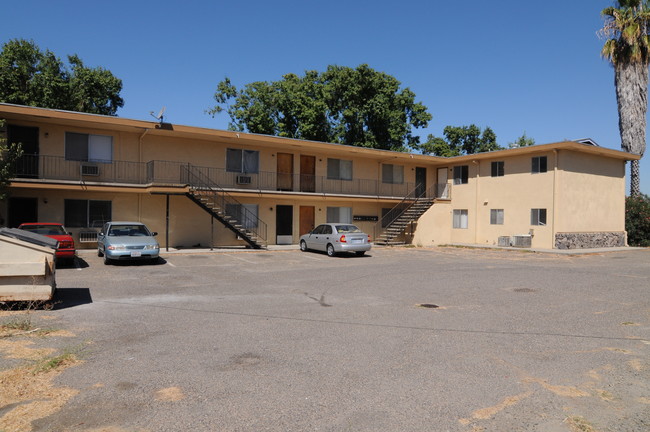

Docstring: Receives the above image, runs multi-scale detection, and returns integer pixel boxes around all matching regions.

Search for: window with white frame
[226,203,259,229]
[453,209,468,229]
[326,207,352,223]
[532,156,547,174]
[64,199,111,228]
[490,209,504,225]
[453,165,469,184]
[226,149,259,173]
[65,132,113,162]
[531,208,547,226]
[491,161,504,177]
[382,164,404,184]
[327,158,353,180]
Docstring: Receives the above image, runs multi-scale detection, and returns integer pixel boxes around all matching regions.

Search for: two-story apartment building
[0,104,640,250]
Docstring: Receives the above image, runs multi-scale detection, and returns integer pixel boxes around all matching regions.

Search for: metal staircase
[373,184,446,246]
[183,165,267,249]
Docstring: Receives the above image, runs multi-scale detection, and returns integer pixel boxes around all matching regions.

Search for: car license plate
[130,251,142,257]
[352,239,362,243]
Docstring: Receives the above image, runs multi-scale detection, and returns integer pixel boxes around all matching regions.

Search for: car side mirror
[99,232,104,236]
[152,232,158,236]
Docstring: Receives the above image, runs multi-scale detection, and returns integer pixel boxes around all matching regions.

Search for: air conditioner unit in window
[236,175,252,185]
[81,163,100,176]
[512,235,532,248]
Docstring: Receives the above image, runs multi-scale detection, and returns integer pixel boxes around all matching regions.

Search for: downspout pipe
[552,150,558,249]
[472,160,479,244]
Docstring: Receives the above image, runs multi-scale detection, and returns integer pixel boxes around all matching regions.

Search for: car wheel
[326,244,336,257]
[300,240,308,252]
[97,248,103,257]
[103,254,111,265]
[355,251,366,257]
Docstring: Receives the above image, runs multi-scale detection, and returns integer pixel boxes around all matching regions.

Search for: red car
[18,223,76,264]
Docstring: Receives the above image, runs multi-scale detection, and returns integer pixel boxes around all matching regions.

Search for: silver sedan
[98,221,160,264]
[300,223,371,257]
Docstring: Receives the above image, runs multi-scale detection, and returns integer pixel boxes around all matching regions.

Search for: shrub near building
[626,194,650,246]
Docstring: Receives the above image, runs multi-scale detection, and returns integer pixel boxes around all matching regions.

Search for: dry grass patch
[565,416,599,432]
[0,350,81,432]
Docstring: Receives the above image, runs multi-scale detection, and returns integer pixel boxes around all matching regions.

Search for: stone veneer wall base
[555,232,626,249]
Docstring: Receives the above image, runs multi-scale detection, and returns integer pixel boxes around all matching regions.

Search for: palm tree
[600,0,650,196]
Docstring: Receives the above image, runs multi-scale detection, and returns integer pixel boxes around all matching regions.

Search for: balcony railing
[13,154,449,199]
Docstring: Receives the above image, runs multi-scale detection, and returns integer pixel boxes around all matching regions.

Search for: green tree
[600,1,650,196]
[509,132,536,148]
[420,125,502,156]
[0,120,23,201]
[0,39,124,115]
[208,64,432,151]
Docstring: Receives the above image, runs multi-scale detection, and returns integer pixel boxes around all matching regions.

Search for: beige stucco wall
[555,151,626,233]
[10,117,439,191]
[5,186,400,247]
[414,152,557,249]
[2,110,632,249]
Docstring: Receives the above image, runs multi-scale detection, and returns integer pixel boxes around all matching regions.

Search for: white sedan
[300,223,372,257]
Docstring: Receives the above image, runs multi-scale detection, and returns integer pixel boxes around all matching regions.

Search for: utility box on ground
[0,228,57,302]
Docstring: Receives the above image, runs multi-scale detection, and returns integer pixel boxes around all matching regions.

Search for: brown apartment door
[277,153,293,191]
[300,155,316,192]
[415,167,426,197]
[299,206,315,236]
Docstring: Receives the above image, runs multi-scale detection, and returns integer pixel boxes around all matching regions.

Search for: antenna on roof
[150,106,166,124]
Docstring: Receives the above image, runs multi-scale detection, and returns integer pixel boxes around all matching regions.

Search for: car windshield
[108,225,150,237]
[20,225,66,235]
[335,225,362,233]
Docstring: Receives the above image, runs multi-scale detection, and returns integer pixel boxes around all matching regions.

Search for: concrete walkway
[443,243,645,255]
[76,243,645,256]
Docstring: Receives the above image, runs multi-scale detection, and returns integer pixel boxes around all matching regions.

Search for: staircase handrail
[372,183,424,240]
[372,183,445,241]
[183,164,267,245]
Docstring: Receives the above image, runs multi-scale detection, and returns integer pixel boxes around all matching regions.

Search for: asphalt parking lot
[4,246,650,431]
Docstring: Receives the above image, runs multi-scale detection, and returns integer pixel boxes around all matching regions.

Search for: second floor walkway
[13,155,451,200]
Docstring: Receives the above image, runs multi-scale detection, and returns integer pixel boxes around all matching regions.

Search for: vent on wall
[236,175,252,185]
[81,163,100,176]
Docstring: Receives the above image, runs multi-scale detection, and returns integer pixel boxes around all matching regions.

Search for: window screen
[65,132,112,162]
[453,166,468,185]
[326,207,352,223]
[491,161,504,177]
[227,149,259,173]
[453,209,468,229]
[531,208,547,226]
[532,156,547,173]
[382,164,404,184]
[65,133,89,161]
[64,199,111,227]
[490,209,504,225]
[88,135,113,162]
[327,159,353,180]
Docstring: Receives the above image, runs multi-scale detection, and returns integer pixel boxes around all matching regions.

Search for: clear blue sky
[2,0,647,194]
